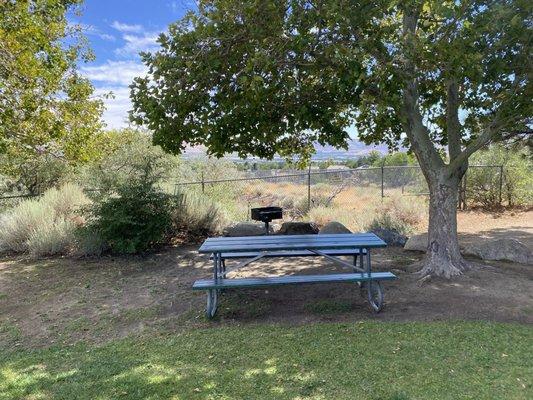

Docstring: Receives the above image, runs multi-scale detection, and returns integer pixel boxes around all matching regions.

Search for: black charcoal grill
[251,206,283,235]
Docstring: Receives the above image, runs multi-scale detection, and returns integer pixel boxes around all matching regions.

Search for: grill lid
[251,206,283,222]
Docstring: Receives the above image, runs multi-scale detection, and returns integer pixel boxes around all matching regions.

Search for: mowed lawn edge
[1,321,531,400]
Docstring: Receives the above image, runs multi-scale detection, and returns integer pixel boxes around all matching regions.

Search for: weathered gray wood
[193,272,397,290]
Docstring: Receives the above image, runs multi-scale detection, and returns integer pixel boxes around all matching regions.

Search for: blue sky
[74,1,196,128]
[73,1,371,149]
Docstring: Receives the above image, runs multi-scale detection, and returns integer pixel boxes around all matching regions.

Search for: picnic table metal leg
[206,252,220,319]
[365,250,384,313]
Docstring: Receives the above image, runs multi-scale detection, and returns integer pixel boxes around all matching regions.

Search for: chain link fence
[170,165,509,225]
[0,165,513,219]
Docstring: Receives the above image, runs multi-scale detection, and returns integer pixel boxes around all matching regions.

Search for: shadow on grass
[1,322,531,400]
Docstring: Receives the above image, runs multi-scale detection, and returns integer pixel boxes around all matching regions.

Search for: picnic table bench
[193,233,397,318]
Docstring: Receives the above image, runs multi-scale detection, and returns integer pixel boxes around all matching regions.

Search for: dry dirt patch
[1,243,531,350]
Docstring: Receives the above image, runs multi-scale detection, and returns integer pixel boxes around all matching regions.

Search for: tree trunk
[419,170,469,278]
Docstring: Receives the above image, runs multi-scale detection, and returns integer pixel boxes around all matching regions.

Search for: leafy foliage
[131,1,531,159]
[78,130,179,195]
[0,0,104,188]
[0,153,71,195]
[87,181,174,254]
[468,144,532,207]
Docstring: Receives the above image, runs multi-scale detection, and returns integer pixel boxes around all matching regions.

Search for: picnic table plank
[193,272,397,290]
[199,233,386,253]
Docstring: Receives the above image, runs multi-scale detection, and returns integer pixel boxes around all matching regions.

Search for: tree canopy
[131,0,532,164]
[0,0,104,167]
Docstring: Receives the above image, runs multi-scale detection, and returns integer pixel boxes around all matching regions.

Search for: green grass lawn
[1,321,531,400]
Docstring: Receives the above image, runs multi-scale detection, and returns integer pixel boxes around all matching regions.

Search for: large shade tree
[131,0,532,277]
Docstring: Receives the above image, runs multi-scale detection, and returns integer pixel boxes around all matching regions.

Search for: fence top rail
[173,164,503,186]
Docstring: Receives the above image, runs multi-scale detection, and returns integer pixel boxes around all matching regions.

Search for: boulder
[319,221,352,234]
[371,227,408,247]
[471,238,532,265]
[223,222,271,237]
[404,233,427,251]
[278,221,319,235]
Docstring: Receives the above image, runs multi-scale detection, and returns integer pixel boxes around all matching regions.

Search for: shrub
[74,227,108,257]
[367,212,414,236]
[78,132,179,195]
[308,205,372,232]
[0,184,88,256]
[367,195,426,235]
[172,189,225,239]
[86,181,174,254]
[27,218,77,257]
[468,145,532,207]
[0,199,53,252]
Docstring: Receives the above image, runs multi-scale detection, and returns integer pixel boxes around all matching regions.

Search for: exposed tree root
[416,255,471,280]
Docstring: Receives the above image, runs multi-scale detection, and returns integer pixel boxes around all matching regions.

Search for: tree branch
[400,6,445,175]
[448,74,527,173]
[447,122,498,173]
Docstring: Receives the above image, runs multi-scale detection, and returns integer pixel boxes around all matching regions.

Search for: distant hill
[182,140,389,160]
[311,140,388,160]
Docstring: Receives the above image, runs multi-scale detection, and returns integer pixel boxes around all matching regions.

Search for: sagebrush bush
[0,199,53,252]
[0,184,88,256]
[308,205,372,232]
[74,227,108,257]
[367,212,413,236]
[367,195,426,235]
[172,189,225,238]
[27,218,76,257]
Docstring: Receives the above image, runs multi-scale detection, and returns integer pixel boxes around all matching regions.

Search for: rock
[319,221,352,234]
[371,227,408,247]
[277,221,319,235]
[270,223,281,234]
[223,222,271,237]
[471,238,532,264]
[404,233,427,251]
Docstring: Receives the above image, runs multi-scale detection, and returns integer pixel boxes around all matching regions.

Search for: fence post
[201,171,205,193]
[499,165,504,206]
[307,164,311,211]
[380,164,384,202]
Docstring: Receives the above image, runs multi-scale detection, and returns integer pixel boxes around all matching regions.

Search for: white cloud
[111,21,144,33]
[84,60,148,128]
[74,22,116,41]
[115,33,160,56]
[80,60,147,86]
[109,21,162,56]
[94,86,134,129]
[99,33,116,41]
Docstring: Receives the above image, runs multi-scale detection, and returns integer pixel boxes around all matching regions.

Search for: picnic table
[193,233,397,318]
